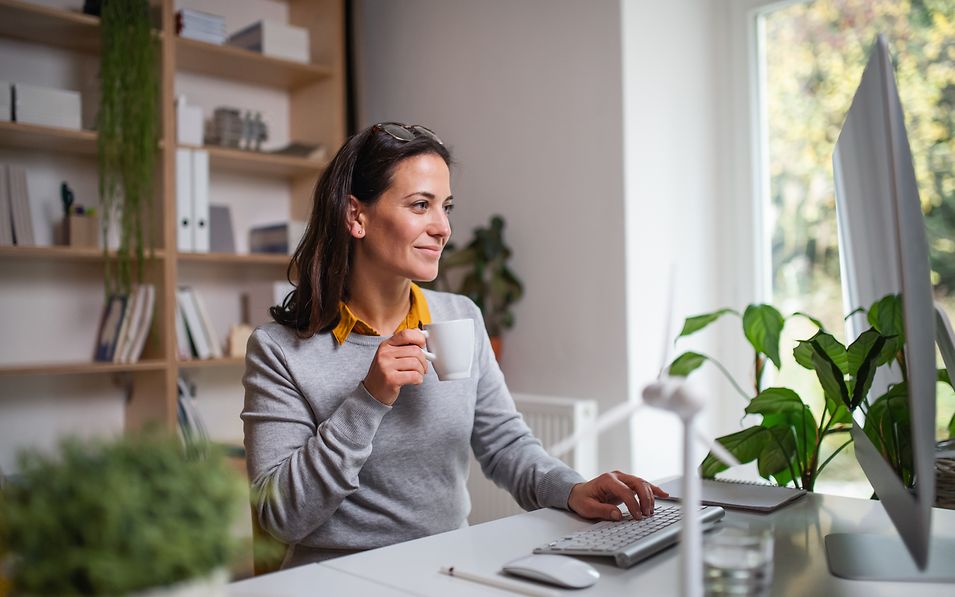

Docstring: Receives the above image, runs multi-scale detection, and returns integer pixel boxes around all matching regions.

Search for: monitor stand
[826,533,955,582]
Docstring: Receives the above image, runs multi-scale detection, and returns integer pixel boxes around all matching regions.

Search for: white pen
[439,565,560,597]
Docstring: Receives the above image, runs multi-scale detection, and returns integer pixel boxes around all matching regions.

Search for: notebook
[658,477,807,513]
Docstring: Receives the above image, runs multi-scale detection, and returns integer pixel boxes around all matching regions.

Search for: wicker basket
[937,457,955,510]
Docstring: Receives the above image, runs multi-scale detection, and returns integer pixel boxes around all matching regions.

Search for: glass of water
[703,526,774,596]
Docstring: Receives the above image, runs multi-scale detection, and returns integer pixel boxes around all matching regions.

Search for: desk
[229,492,955,596]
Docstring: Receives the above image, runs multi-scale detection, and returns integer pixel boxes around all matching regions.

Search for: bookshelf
[0,0,346,435]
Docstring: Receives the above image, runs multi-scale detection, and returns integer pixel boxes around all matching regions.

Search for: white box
[228,21,310,64]
[14,83,81,130]
[176,97,203,146]
[0,81,10,122]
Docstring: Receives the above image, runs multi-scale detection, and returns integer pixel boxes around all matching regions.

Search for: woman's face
[353,153,453,283]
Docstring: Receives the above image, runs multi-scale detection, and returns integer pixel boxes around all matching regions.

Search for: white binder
[176,148,193,252]
[191,149,210,253]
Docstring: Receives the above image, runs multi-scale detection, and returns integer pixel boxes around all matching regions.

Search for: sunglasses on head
[373,122,444,146]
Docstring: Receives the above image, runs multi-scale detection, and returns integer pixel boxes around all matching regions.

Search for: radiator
[467,393,598,524]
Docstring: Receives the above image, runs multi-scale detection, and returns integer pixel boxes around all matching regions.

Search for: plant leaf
[864,382,914,486]
[699,426,767,478]
[678,309,737,339]
[867,293,905,342]
[668,352,707,377]
[746,388,817,481]
[790,311,825,329]
[743,304,786,369]
[745,387,805,418]
[811,343,851,410]
[756,426,798,480]
[949,412,955,440]
[848,329,887,409]
[793,331,848,373]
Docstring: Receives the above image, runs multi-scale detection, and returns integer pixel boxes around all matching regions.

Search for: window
[758,0,955,496]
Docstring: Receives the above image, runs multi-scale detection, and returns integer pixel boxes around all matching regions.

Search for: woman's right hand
[362,329,429,405]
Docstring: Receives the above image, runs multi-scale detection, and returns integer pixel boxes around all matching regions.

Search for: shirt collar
[332,283,432,345]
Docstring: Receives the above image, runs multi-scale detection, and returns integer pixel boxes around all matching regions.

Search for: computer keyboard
[533,502,725,568]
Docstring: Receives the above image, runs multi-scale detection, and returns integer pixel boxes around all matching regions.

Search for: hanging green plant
[98,0,159,295]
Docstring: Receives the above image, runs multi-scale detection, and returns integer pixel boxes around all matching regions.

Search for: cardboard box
[228,21,310,64]
[14,83,81,130]
[68,214,98,248]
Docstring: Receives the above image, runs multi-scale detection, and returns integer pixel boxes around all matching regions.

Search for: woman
[242,122,667,568]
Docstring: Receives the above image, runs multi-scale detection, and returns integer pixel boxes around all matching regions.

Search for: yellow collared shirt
[332,283,432,345]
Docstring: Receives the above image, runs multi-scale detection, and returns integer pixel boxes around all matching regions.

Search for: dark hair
[270,124,452,337]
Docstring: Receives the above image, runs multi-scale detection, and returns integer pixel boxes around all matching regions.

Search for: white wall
[356,0,632,472]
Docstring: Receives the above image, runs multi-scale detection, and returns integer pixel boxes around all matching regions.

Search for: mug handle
[419,329,437,361]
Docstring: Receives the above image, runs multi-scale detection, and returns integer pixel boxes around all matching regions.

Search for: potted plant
[98,0,159,295]
[429,215,524,359]
[0,433,244,596]
[668,294,954,491]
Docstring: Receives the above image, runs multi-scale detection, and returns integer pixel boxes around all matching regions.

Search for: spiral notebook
[658,477,807,513]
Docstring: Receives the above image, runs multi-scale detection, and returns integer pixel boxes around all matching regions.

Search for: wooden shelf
[176,37,333,90]
[0,245,166,262]
[0,120,98,155]
[0,0,100,54]
[178,357,245,369]
[0,359,167,377]
[177,251,290,266]
[177,143,327,178]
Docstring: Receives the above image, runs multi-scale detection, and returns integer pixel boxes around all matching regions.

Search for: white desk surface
[227,562,417,596]
[233,492,955,596]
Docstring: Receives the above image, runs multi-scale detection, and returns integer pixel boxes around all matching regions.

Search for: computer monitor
[828,34,955,581]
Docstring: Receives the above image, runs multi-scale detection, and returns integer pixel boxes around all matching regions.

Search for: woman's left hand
[567,471,669,521]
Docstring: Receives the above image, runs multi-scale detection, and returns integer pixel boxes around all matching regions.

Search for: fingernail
[611,510,621,521]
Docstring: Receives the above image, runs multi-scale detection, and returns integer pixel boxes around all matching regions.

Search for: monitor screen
[832,35,936,569]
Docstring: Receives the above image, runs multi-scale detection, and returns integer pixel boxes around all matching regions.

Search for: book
[112,283,143,363]
[658,477,806,513]
[125,284,155,363]
[93,294,127,362]
[174,301,192,360]
[7,164,34,245]
[191,288,223,358]
[227,20,310,64]
[0,165,12,245]
[177,287,212,359]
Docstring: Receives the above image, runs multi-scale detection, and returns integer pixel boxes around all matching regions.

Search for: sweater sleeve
[467,304,586,511]
[241,328,391,544]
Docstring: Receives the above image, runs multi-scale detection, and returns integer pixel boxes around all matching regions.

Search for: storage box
[14,83,82,130]
[67,214,98,248]
[243,281,295,327]
[227,21,310,64]
[0,81,10,122]
[249,220,306,254]
[176,96,204,145]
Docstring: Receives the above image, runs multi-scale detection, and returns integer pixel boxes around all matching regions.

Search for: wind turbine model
[547,274,738,597]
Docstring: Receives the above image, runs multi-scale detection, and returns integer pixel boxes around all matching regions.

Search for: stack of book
[175,286,222,360]
[177,376,208,447]
[92,284,157,363]
[175,8,226,45]
[0,163,35,246]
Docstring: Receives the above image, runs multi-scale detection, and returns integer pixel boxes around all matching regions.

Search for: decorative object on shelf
[98,0,160,295]
[175,95,204,145]
[429,215,523,359]
[206,107,268,151]
[0,432,243,596]
[175,8,226,45]
[227,20,310,64]
[669,294,955,491]
[82,0,102,17]
[210,205,236,253]
[62,180,99,248]
[249,221,306,255]
[227,323,254,357]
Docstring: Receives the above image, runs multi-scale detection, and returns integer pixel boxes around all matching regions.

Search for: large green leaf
[699,427,767,478]
[825,396,853,424]
[867,294,904,342]
[949,412,955,440]
[876,336,900,367]
[756,426,798,480]
[793,331,848,373]
[746,388,816,481]
[678,309,737,339]
[864,382,914,486]
[743,304,786,369]
[811,344,850,410]
[848,329,887,409]
[745,387,805,419]
[668,352,707,377]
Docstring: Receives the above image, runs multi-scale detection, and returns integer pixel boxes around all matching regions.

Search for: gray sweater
[242,289,585,566]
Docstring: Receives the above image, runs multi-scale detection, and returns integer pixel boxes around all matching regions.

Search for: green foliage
[0,433,244,595]
[98,0,159,295]
[672,295,909,491]
[428,215,524,336]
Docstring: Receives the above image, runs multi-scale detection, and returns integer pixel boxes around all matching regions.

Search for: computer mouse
[502,554,600,589]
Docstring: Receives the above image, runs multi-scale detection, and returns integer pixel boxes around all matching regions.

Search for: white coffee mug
[420,319,474,381]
